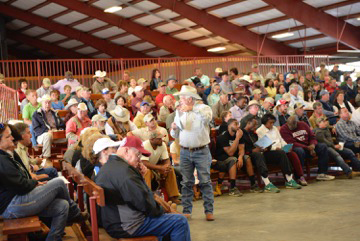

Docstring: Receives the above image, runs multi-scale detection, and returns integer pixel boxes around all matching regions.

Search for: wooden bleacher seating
[2,216,43,241]
[62,162,158,241]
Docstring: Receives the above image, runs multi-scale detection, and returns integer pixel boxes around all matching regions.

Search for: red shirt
[17,89,26,102]
[326,86,338,95]
[155,94,175,106]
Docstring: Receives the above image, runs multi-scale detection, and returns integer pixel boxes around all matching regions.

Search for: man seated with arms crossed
[129,114,169,144]
[280,116,335,181]
[336,108,360,155]
[142,131,180,204]
[32,95,66,161]
[95,136,190,240]
[15,123,58,181]
[0,123,87,241]
[66,103,92,146]
[215,119,260,197]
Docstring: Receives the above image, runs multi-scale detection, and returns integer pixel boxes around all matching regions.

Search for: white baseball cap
[93,138,122,155]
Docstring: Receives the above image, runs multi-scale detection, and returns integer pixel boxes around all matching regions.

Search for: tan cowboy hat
[93,70,106,78]
[240,75,252,83]
[246,100,261,111]
[65,98,79,110]
[173,85,201,100]
[110,106,130,122]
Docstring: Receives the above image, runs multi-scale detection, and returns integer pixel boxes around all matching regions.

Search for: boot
[213,183,222,197]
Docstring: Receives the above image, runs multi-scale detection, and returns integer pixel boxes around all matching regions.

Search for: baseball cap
[251,63,258,68]
[196,82,205,88]
[143,113,155,123]
[76,86,83,92]
[140,101,150,107]
[159,82,167,87]
[42,78,51,87]
[290,69,298,74]
[137,78,147,84]
[215,67,223,73]
[41,94,51,103]
[78,103,88,111]
[134,86,143,92]
[93,138,122,155]
[121,136,151,157]
[320,90,329,96]
[82,87,91,93]
[91,114,107,122]
[276,99,289,107]
[293,102,305,110]
[264,97,274,106]
[253,89,262,95]
[101,88,110,95]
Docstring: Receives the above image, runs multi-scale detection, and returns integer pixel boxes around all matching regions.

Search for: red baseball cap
[122,136,151,157]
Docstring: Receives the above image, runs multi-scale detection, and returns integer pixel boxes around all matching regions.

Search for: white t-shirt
[141,140,169,165]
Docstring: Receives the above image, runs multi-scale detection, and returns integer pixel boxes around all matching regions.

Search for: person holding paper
[280,116,335,181]
[314,117,360,178]
[257,114,307,186]
[215,119,261,196]
[241,116,301,193]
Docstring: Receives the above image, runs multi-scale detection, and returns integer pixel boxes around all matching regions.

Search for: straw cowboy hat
[173,85,201,100]
[110,106,130,122]
[240,75,252,83]
[65,99,79,110]
[93,70,106,78]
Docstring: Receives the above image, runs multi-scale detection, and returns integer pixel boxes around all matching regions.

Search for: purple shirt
[52,78,81,94]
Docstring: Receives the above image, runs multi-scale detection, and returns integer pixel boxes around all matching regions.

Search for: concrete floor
[188,177,360,241]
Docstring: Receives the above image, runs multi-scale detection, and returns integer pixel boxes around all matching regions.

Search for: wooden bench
[62,162,158,241]
[2,216,43,241]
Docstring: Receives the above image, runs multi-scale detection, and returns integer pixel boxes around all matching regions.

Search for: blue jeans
[180,146,214,214]
[344,140,360,154]
[36,167,59,181]
[30,124,37,146]
[133,214,190,241]
[293,143,329,174]
[2,178,81,241]
[328,147,360,175]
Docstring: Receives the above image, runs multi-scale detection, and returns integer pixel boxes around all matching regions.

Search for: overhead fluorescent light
[357,17,360,20]
[272,32,294,39]
[104,6,122,13]
[207,47,226,52]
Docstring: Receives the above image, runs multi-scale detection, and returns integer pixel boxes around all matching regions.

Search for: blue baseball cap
[101,88,110,94]
[140,101,150,106]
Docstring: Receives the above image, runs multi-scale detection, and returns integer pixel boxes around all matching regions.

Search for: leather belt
[180,145,207,152]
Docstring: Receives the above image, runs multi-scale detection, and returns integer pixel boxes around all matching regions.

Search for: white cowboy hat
[110,106,130,122]
[65,98,79,110]
[173,85,201,100]
[240,75,252,83]
[93,70,106,78]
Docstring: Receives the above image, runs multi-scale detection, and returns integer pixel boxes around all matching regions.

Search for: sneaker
[229,187,243,197]
[250,184,263,193]
[285,179,302,189]
[316,174,335,181]
[298,176,308,186]
[264,183,280,193]
[66,212,89,226]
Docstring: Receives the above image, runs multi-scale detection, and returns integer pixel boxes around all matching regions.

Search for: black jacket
[32,108,65,139]
[0,150,37,214]
[95,155,163,238]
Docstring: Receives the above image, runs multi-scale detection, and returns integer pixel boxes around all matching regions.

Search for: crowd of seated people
[0,63,360,240]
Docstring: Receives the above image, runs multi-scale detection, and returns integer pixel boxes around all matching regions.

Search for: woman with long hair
[275,84,286,102]
[265,79,276,98]
[207,83,221,107]
[150,68,162,91]
[304,90,316,110]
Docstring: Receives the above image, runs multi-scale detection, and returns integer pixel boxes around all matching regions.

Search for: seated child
[51,89,65,110]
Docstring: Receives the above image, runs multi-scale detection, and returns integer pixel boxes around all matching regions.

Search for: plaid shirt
[335,119,360,142]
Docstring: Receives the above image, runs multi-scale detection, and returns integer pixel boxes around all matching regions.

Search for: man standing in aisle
[170,85,214,221]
